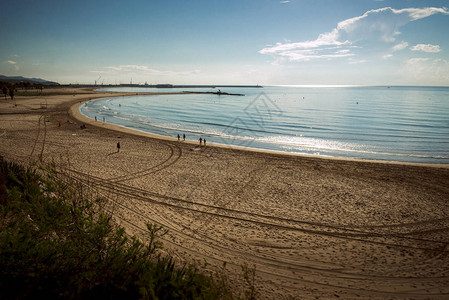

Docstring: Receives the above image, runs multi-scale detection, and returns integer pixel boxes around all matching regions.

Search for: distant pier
[182,91,245,96]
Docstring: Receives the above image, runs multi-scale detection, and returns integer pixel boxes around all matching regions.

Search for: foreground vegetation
[0,161,244,299]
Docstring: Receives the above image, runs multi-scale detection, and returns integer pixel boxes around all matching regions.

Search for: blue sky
[1,0,449,85]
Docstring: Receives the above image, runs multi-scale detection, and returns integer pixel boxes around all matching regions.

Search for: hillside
[0,75,59,85]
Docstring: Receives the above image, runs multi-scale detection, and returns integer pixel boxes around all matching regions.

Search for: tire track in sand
[65,170,449,298]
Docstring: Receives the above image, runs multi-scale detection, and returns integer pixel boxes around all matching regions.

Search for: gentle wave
[80,86,449,164]
[111,114,449,161]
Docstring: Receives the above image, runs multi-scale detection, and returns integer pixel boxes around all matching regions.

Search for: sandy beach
[1,87,449,299]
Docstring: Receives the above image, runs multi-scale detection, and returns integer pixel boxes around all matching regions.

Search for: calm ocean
[80,86,449,164]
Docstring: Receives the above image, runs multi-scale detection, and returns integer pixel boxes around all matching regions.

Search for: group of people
[94,116,105,122]
[177,134,186,141]
[116,133,209,154]
[177,133,206,146]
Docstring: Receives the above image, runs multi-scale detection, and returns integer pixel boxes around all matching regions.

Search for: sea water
[80,86,449,164]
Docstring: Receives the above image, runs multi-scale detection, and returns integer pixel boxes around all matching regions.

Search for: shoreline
[72,95,449,169]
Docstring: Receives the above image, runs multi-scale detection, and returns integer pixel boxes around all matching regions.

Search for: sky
[1,0,449,86]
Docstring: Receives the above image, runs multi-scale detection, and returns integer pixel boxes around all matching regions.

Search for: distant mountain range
[0,75,59,85]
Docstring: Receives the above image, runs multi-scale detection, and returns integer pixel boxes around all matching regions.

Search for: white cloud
[399,7,449,21]
[7,60,19,71]
[280,1,290,3]
[392,41,408,51]
[407,57,429,63]
[402,58,449,84]
[382,54,393,59]
[411,44,441,53]
[260,29,345,55]
[348,59,368,64]
[259,6,448,62]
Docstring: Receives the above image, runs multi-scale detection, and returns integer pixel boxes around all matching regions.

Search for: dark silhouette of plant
[36,84,43,94]
[23,81,31,90]
[0,161,240,299]
[8,88,14,101]
[1,86,7,100]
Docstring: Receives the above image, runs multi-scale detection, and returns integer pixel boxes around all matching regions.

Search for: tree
[2,86,7,100]
[9,88,15,101]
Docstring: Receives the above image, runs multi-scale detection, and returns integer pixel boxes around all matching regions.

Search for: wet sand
[1,87,449,299]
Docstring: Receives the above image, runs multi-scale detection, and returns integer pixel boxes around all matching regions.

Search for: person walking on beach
[95,116,97,121]
[204,138,206,146]
[183,134,185,141]
[199,137,202,145]
[177,134,180,141]
[117,142,120,152]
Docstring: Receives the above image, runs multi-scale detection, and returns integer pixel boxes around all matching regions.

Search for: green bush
[0,161,235,299]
